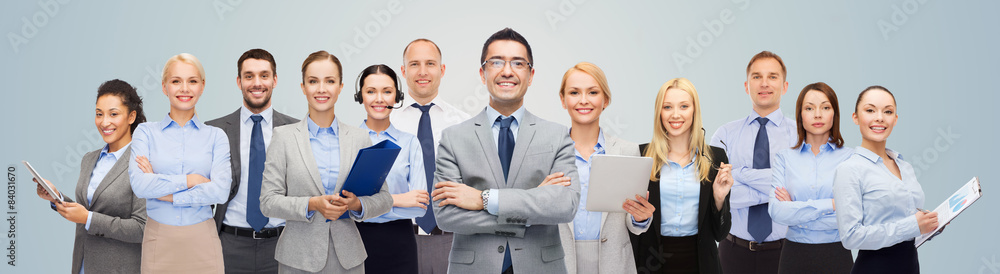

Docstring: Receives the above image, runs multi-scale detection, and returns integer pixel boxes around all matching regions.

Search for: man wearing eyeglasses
[430,28,580,274]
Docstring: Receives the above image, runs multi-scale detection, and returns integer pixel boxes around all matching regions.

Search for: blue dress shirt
[769,142,853,244]
[710,109,796,242]
[304,116,363,219]
[483,106,525,215]
[658,159,701,237]
[359,121,428,223]
[833,147,924,250]
[223,106,286,229]
[129,114,231,226]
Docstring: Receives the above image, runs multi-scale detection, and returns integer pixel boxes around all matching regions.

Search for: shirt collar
[101,141,132,160]
[569,128,607,159]
[159,113,203,130]
[854,146,904,164]
[307,115,339,137]
[486,105,525,125]
[798,141,836,154]
[747,108,787,127]
[240,105,273,125]
[359,120,401,142]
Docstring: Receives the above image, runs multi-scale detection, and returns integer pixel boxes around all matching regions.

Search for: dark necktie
[497,116,515,182]
[246,114,269,232]
[496,116,515,273]
[413,103,438,233]
[748,117,771,242]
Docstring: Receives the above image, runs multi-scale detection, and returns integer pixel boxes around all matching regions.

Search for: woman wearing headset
[353,64,428,273]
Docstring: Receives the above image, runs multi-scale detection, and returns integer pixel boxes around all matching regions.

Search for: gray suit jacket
[69,147,146,274]
[433,109,581,274]
[206,108,298,231]
[557,135,649,274]
[259,118,392,272]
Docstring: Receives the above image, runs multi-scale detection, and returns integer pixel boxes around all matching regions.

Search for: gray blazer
[69,147,146,274]
[259,118,392,272]
[557,135,649,274]
[433,109,581,274]
[206,108,298,231]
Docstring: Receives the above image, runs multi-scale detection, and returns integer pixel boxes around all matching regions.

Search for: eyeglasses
[482,59,532,71]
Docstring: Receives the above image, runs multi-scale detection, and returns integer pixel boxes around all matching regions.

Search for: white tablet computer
[23,161,62,202]
[585,155,654,213]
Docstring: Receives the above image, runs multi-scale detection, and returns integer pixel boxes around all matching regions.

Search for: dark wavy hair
[96,79,146,133]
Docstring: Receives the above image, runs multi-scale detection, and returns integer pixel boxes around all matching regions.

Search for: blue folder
[335,139,402,220]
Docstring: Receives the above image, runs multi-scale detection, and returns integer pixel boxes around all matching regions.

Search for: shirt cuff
[632,215,652,229]
[349,199,366,219]
[85,211,93,231]
[486,189,499,215]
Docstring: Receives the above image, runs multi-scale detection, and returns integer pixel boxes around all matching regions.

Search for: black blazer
[630,145,731,274]
[206,108,298,231]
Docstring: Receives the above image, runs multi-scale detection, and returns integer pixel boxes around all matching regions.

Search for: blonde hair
[161,53,206,83]
[558,62,611,105]
[644,78,713,182]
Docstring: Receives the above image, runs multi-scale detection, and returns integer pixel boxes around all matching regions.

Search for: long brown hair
[793,82,844,149]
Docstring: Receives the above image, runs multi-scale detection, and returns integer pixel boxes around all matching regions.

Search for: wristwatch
[481,190,489,211]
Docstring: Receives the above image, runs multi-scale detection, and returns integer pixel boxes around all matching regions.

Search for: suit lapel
[335,120,358,193]
[76,151,100,208]
[225,111,241,188]
[293,120,326,194]
[473,111,507,189]
[90,148,131,207]
[507,112,537,186]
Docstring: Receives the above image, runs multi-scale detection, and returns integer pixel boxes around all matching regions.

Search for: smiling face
[560,70,607,126]
[480,40,534,107]
[801,89,835,139]
[238,58,275,113]
[660,87,695,139]
[162,62,205,112]
[361,73,397,121]
[300,60,343,114]
[402,41,445,101]
[853,89,897,145]
[95,94,136,150]
[745,57,788,115]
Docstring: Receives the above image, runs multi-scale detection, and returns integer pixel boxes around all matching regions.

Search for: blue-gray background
[3,1,997,273]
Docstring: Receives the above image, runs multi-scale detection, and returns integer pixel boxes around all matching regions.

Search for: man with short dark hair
[431,28,579,274]
[207,48,298,274]
[711,51,796,274]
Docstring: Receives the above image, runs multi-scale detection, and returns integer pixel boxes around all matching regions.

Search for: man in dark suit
[206,48,298,274]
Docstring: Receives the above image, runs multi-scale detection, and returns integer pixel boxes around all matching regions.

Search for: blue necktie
[497,116,515,182]
[748,117,771,242]
[246,114,269,232]
[496,116,515,273]
[413,103,438,233]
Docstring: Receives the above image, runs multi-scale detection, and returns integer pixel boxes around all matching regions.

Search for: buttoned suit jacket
[68,147,146,274]
[432,109,581,274]
[259,119,392,272]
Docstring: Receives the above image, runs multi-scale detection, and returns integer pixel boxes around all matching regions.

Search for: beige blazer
[557,135,649,274]
[259,119,392,272]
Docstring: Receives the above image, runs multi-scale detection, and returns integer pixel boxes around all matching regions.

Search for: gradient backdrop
[3,1,997,273]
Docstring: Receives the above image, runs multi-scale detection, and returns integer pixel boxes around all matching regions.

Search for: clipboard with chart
[915,177,983,248]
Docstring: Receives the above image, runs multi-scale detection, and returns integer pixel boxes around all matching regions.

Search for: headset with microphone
[354,64,404,109]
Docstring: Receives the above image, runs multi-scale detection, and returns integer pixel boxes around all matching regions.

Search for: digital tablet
[23,161,62,202]
[585,155,654,212]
